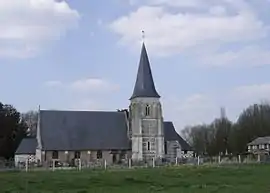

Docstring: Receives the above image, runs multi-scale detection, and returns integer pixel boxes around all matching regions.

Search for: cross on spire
[142,30,145,42]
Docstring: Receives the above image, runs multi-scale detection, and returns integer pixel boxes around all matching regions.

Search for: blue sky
[1,0,270,131]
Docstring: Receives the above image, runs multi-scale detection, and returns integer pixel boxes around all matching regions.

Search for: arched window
[97,150,103,159]
[145,105,150,116]
[164,142,167,154]
[74,151,81,159]
[147,141,150,151]
[52,151,58,159]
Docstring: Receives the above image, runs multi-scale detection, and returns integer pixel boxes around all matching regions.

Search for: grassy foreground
[1,164,270,193]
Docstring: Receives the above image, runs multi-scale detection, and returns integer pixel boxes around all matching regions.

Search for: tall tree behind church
[21,110,38,137]
[183,103,270,155]
[232,103,270,153]
[0,102,28,159]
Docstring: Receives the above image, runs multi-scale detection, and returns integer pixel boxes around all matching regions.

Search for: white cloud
[110,0,270,66]
[0,0,79,58]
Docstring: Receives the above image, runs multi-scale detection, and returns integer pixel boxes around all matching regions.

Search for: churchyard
[1,164,270,193]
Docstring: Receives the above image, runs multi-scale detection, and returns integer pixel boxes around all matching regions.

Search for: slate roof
[39,110,131,151]
[15,138,37,154]
[248,136,270,146]
[164,122,192,151]
[130,43,160,100]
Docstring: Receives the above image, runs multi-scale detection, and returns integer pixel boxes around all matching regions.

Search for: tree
[186,124,213,156]
[211,117,233,155]
[21,110,38,137]
[181,126,192,145]
[0,102,28,159]
[234,103,270,153]
[182,102,270,156]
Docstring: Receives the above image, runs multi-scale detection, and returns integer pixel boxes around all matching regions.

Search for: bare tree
[181,126,192,145]
[21,110,38,137]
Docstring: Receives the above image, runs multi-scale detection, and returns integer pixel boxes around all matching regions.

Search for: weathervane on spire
[142,30,145,42]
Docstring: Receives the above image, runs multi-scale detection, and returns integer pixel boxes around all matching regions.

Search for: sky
[1,0,270,132]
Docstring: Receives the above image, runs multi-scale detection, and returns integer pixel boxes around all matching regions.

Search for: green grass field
[1,164,270,193]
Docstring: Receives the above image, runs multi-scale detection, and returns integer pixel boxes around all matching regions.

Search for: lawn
[1,164,270,193]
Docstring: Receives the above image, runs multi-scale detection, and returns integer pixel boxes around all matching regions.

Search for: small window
[75,151,81,159]
[147,141,150,151]
[52,151,58,159]
[97,150,102,159]
[145,105,150,116]
[164,142,167,154]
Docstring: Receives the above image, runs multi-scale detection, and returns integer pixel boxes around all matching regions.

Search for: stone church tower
[129,42,165,161]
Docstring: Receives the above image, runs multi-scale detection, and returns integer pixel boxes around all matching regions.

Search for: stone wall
[41,150,131,165]
[165,140,180,162]
[165,141,194,162]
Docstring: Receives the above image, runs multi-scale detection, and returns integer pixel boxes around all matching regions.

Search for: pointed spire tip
[141,30,145,42]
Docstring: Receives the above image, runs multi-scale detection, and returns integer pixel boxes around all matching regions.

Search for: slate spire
[130,42,160,100]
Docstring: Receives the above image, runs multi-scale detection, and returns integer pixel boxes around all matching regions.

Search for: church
[15,42,192,165]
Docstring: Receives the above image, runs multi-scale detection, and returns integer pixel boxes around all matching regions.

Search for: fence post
[175,157,178,166]
[25,159,28,172]
[79,159,82,171]
[152,157,155,168]
[104,159,107,170]
[52,160,55,172]
[257,154,260,162]
[238,155,241,163]
[197,156,200,166]
[128,159,131,169]
[218,155,221,164]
